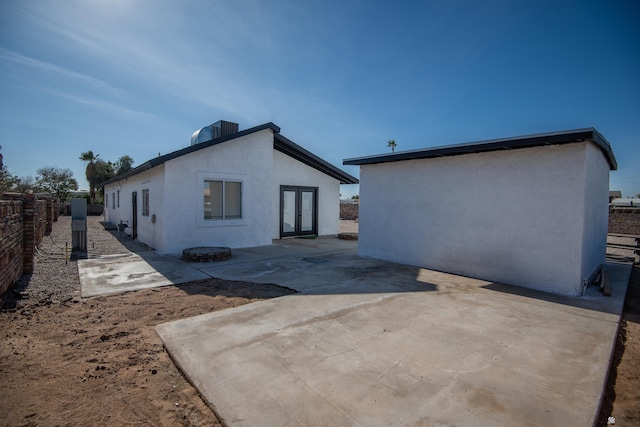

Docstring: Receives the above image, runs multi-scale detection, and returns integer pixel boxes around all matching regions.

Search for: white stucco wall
[104,165,166,250]
[272,150,341,239]
[104,128,344,253]
[580,142,610,283]
[160,129,275,254]
[358,141,609,296]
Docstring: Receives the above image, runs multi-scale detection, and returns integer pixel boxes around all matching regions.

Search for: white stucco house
[344,128,617,297]
[100,121,358,254]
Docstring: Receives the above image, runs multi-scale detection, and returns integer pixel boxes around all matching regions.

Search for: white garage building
[101,121,358,254]
[344,128,617,296]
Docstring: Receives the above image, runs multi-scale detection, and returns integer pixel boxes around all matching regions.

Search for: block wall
[609,208,640,235]
[0,193,58,300]
[340,203,359,220]
[0,199,24,298]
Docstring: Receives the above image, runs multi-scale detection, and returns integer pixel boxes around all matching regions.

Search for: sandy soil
[0,280,294,426]
[0,216,637,426]
[0,215,294,426]
[0,280,290,426]
[598,264,640,426]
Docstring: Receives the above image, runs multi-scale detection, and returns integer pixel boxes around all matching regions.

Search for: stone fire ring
[182,246,232,262]
[338,233,358,240]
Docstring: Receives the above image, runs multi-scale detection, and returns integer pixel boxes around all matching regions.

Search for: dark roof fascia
[98,122,281,188]
[274,133,359,184]
[343,128,617,170]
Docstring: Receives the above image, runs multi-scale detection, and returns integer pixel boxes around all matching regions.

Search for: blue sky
[1,0,638,198]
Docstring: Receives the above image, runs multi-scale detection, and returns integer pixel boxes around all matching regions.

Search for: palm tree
[79,150,100,204]
[387,139,397,153]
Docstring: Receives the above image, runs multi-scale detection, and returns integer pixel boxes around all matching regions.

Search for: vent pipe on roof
[191,120,239,146]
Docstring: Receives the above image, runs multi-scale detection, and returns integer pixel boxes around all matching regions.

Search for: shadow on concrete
[164,277,297,300]
[80,227,630,318]
[191,247,440,296]
[481,261,630,316]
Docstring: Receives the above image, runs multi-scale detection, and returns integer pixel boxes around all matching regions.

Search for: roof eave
[99,122,281,188]
[343,128,617,170]
[274,134,359,184]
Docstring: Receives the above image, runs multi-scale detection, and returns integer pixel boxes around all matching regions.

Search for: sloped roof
[100,122,358,187]
[343,128,617,170]
[274,134,358,184]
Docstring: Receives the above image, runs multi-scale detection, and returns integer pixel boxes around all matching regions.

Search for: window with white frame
[142,189,149,216]
[112,193,115,209]
[117,190,120,207]
[105,192,108,207]
[204,180,241,220]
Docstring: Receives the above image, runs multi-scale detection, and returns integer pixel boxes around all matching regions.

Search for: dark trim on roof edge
[343,128,617,170]
[98,123,281,187]
[99,122,358,188]
[274,134,359,184]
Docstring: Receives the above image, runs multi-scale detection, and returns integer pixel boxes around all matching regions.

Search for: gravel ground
[3,217,357,309]
[3,215,150,309]
[0,215,293,426]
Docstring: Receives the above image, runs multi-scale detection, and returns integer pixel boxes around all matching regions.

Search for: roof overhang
[98,121,358,188]
[98,123,281,188]
[343,128,617,170]
[274,134,359,184]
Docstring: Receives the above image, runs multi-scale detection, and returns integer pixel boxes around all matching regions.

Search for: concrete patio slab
[157,237,632,427]
[78,252,210,297]
[189,238,431,295]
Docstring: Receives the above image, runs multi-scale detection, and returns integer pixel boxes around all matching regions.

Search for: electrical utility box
[71,198,87,251]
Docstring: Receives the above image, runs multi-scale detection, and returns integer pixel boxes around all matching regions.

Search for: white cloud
[0,48,124,96]
[5,0,379,145]
[9,1,279,120]
[47,90,161,122]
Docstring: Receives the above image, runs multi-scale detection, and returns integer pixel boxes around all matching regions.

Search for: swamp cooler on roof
[190,120,239,146]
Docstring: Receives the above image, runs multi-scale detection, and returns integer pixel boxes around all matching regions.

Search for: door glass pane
[225,181,241,219]
[301,191,314,232]
[282,190,296,233]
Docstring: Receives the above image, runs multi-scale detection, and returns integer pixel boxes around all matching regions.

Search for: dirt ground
[0,215,295,426]
[0,216,638,426]
[0,280,294,426]
[597,264,640,427]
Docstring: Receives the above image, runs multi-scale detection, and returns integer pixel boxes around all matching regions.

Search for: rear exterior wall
[358,141,607,296]
[104,165,166,251]
[580,142,611,283]
[272,150,340,239]
[162,129,275,253]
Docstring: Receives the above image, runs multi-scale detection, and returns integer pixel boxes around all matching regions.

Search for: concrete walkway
[155,238,632,427]
[78,252,210,297]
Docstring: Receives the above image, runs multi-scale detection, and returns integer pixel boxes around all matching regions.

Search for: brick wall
[0,199,24,297]
[609,208,640,235]
[0,193,58,299]
[340,202,359,220]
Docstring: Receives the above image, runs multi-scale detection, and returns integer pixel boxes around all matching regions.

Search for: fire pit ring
[182,246,232,262]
